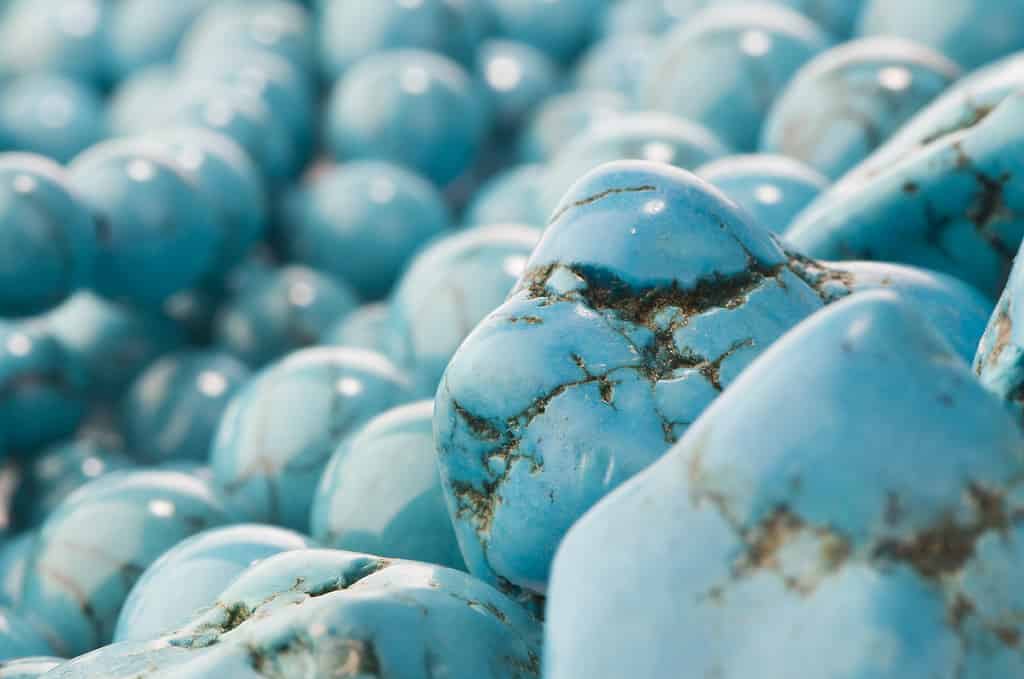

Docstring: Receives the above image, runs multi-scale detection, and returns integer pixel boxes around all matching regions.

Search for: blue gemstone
[483,0,605,62]
[463,163,547,227]
[518,88,629,164]
[0,656,64,678]
[325,302,396,358]
[0,76,106,164]
[476,39,562,130]
[574,33,657,99]
[106,0,211,80]
[0,608,53,663]
[975,239,1024,414]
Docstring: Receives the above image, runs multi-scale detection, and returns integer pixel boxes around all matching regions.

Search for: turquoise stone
[0,75,106,163]
[311,401,466,570]
[540,112,730,214]
[0,154,97,317]
[121,351,251,464]
[215,265,359,368]
[326,49,491,186]
[639,3,830,150]
[709,0,864,38]
[786,89,1024,298]
[463,164,547,227]
[476,39,562,130]
[483,0,603,62]
[545,292,1024,679]
[0,657,64,679]
[434,161,825,596]
[0,609,53,662]
[18,470,229,656]
[41,549,540,679]
[574,34,657,99]
[113,523,314,644]
[858,0,1024,70]
[106,0,211,79]
[0,532,35,607]
[325,303,396,358]
[761,37,960,179]
[210,347,413,531]
[598,0,702,37]
[390,224,541,397]
[67,140,221,306]
[106,66,177,137]
[697,153,828,234]
[517,88,628,163]
[975,239,1024,415]
[282,161,451,300]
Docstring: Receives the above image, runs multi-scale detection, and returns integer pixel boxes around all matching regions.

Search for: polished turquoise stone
[211,347,413,531]
[0,532,35,607]
[106,0,211,79]
[476,39,562,130]
[483,0,603,62]
[545,292,1024,679]
[598,0,702,37]
[105,65,177,137]
[0,657,64,679]
[311,401,465,570]
[518,88,628,163]
[574,33,657,98]
[0,75,106,163]
[18,470,229,656]
[0,608,53,662]
[463,164,547,227]
[709,0,864,38]
[325,303,396,358]
[975,239,1024,416]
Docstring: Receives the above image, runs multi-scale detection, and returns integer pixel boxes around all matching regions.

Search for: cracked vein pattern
[546,292,1024,679]
[210,347,413,531]
[17,470,229,657]
[975,236,1024,416]
[42,550,542,679]
[434,162,825,599]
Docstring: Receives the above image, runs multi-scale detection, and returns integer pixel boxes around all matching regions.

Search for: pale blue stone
[975,238,1024,415]
[107,0,212,79]
[0,657,64,678]
[574,34,657,99]
[0,75,106,163]
[0,532,35,608]
[598,0,703,37]
[483,0,603,62]
[105,66,177,137]
[325,303,396,358]
[477,39,562,129]
[463,164,547,227]
[710,0,864,38]
[518,89,628,163]
[0,609,53,662]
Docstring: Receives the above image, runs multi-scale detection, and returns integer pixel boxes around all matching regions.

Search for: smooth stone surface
[121,351,251,464]
[483,0,602,62]
[18,470,229,656]
[598,0,703,37]
[786,89,1024,299]
[0,609,53,662]
[105,66,177,137]
[325,302,396,358]
[211,347,413,531]
[42,550,541,679]
[0,75,106,163]
[476,39,562,130]
[762,37,960,179]
[0,657,64,679]
[710,0,863,38]
[574,33,657,99]
[312,401,465,570]
[390,224,541,397]
[518,88,629,163]
[113,524,314,644]
[215,265,359,368]
[975,238,1024,416]
[697,154,828,233]
[107,0,211,79]
[463,164,547,227]
[0,532,35,608]
[326,49,490,187]
[0,154,97,316]
[435,161,824,597]
[640,3,830,151]
[545,292,1024,679]
[540,111,730,214]
[282,161,451,300]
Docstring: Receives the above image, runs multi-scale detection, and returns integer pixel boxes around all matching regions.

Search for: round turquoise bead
[113,523,314,644]
[574,33,657,98]
[475,39,562,130]
[598,0,702,36]
[67,140,221,306]
[0,609,53,662]
[325,302,396,358]
[107,0,212,79]
[709,0,864,39]
[975,238,1024,414]
[105,65,177,137]
[0,75,106,163]
[463,163,547,227]
[0,154,97,316]
[326,49,491,186]
[640,3,830,150]
[518,88,629,163]
[210,347,413,530]
[311,400,465,570]
[0,532,34,608]
[215,265,360,368]
[390,223,541,397]
[0,657,64,678]
[121,351,251,465]
[697,153,828,234]
[282,161,451,300]
[18,470,229,656]
[483,0,603,62]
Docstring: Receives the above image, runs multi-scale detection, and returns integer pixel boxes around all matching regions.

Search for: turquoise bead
[215,266,360,368]
[975,240,1024,415]
[762,37,960,179]
[476,39,562,130]
[121,351,251,464]
[598,0,703,37]
[517,88,629,163]
[709,0,864,38]
[18,470,229,656]
[545,292,1024,679]
[282,161,451,300]
[483,0,603,62]
[113,523,314,644]
[0,657,64,678]
[43,549,540,679]
[311,401,466,570]
[0,76,106,163]
[540,111,730,214]
[434,161,824,597]
[0,154,96,316]
[211,347,413,530]
[67,140,221,306]
[0,609,53,662]
[326,49,491,186]
[107,0,211,79]
[0,532,34,607]
[574,34,658,99]
[325,302,396,358]
[463,164,547,227]
[640,3,830,150]
[697,153,828,234]
[390,224,541,397]
[105,65,177,137]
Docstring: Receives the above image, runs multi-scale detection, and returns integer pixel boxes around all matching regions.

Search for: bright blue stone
[483,0,603,62]
[639,3,830,150]
[574,33,657,99]
[434,161,825,597]
[476,39,562,130]
[697,153,828,233]
[215,266,360,368]
[390,224,541,397]
[326,49,491,186]
[0,609,53,662]
[761,37,960,179]
[107,0,211,79]
[311,400,466,570]
[67,140,221,306]
[282,161,451,300]
[0,154,96,316]
[0,657,64,678]
[211,347,413,531]
[0,75,106,163]
[463,163,547,227]
[325,302,396,358]
[113,523,314,644]
[545,291,1024,679]
[517,88,629,163]
[121,351,251,464]
[18,470,229,656]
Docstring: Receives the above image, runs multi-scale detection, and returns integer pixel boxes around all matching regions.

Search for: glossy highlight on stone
[0,657,64,679]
